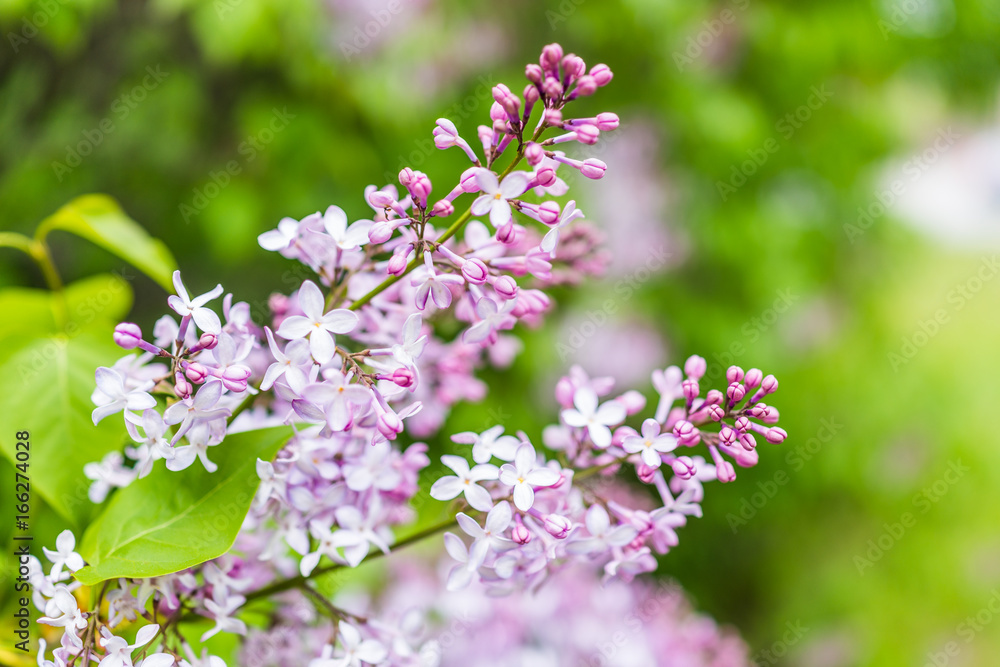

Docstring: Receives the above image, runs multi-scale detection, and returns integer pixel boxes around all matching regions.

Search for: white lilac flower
[275,280,358,364]
[560,386,626,448]
[497,443,561,512]
[429,455,498,512]
[41,530,84,580]
[470,169,531,228]
[451,425,520,464]
[167,271,224,335]
[91,367,156,426]
[621,418,678,468]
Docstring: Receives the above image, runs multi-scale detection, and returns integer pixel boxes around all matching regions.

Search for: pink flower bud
[707,404,725,422]
[460,167,481,193]
[534,166,557,187]
[512,522,531,545]
[762,407,780,425]
[493,275,518,300]
[637,463,657,484]
[716,460,736,482]
[222,365,252,392]
[574,124,600,145]
[523,84,539,107]
[198,333,218,350]
[377,412,403,440]
[431,199,453,217]
[369,221,394,244]
[391,368,415,389]
[594,112,620,131]
[684,355,707,380]
[572,75,598,97]
[540,43,563,72]
[492,84,520,117]
[744,368,763,390]
[185,363,209,384]
[113,322,143,349]
[719,425,737,446]
[387,251,410,276]
[671,456,697,480]
[174,377,192,399]
[461,258,489,285]
[398,167,414,187]
[544,108,563,125]
[726,382,745,403]
[704,389,724,405]
[673,420,700,446]
[590,63,613,86]
[543,514,572,539]
[748,403,768,418]
[561,54,586,79]
[580,158,607,179]
[268,293,289,316]
[761,374,778,394]
[542,78,563,101]
[618,390,647,415]
[765,427,787,444]
[726,365,745,384]
[733,448,758,468]
[496,220,516,245]
[525,63,544,84]
[369,190,394,208]
[537,200,561,225]
[738,432,756,451]
[734,416,750,433]
[524,142,545,166]
[682,379,700,401]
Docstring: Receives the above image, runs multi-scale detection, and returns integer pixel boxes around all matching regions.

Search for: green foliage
[75,425,292,585]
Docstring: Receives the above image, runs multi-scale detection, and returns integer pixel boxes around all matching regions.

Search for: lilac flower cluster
[430,360,785,592]
[42,43,789,666]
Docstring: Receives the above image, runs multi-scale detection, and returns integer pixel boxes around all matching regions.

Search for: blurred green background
[2,0,1000,664]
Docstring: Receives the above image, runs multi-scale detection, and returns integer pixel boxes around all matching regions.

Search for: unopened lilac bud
[524,142,545,166]
[429,200,452,219]
[671,456,697,480]
[186,363,209,384]
[726,366,745,384]
[708,404,725,421]
[590,63,613,86]
[492,118,507,134]
[387,251,409,276]
[743,368,763,391]
[705,389,724,405]
[493,275,518,300]
[542,78,563,101]
[618,390,647,415]
[409,172,432,205]
[733,448,758,468]
[572,75,598,97]
[726,382,745,403]
[492,84,520,117]
[377,412,403,440]
[574,124,600,145]
[268,293,289,316]
[369,190,394,208]
[561,54,586,79]
[761,374,778,394]
[536,200,561,225]
[719,425,737,446]
[398,167,414,188]
[580,158,606,179]
[369,221,394,244]
[594,112,619,131]
[540,43,563,72]
[684,355,707,380]
[765,427,787,444]
[734,416,750,433]
[496,220,516,245]
[544,108,563,125]
[637,463,657,484]
[523,84,539,107]
[174,377,192,400]
[682,379,700,401]
[461,258,488,285]
[738,432,756,451]
[525,63,544,84]
[512,522,531,545]
[391,367,416,389]
[543,514,572,539]
[113,322,143,349]
[222,365,252,392]
[673,420,700,446]
[534,165,557,187]
[198,333,218,350]
[460,167,481,193]
[763,407,780,425]
[748,403,768,418]
[716,460,736,482]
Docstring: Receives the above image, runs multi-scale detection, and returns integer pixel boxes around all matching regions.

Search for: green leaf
[0,273,133,339]
[74,426,293,585]
[36,194,177,290]
[0,327,132,527]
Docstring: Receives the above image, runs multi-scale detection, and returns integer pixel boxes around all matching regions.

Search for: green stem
[346,125,547,312]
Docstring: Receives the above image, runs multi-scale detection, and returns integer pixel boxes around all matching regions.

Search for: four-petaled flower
[309,624,387,667]
[167,271,224,335]
[462,296,517,344]
[430,455,498,512]
[622,418,678,468]
[42,530,84,580]
[470,169,531,228]
[322,204,372,252]
[498,443,561,511]
[566,505,637,555]
[91,367,156,426]
[260,327,312,393]
[276,280,358,364]
[451,425,520,464]
[561,386,626,448]
[96,624,159,667]
[540,199,584,255]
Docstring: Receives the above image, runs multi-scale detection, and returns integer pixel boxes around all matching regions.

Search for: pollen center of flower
[494,192,502,200]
